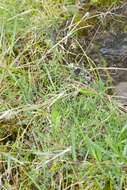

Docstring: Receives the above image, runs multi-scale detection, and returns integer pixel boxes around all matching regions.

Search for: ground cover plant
[0,0,127,189]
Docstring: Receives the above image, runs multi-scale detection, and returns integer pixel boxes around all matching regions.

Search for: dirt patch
[78,2,127,103]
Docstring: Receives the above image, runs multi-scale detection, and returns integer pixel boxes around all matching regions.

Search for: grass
[0,0,127,189]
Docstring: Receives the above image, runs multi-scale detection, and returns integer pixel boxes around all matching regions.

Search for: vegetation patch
[0,0,127,189]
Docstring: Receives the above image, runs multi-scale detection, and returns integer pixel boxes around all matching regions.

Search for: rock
[114,82,127,104]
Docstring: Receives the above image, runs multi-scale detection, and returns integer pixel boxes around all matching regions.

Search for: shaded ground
[64,2,127,104]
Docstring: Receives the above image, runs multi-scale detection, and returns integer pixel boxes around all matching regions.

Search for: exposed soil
[77,2,127,104]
